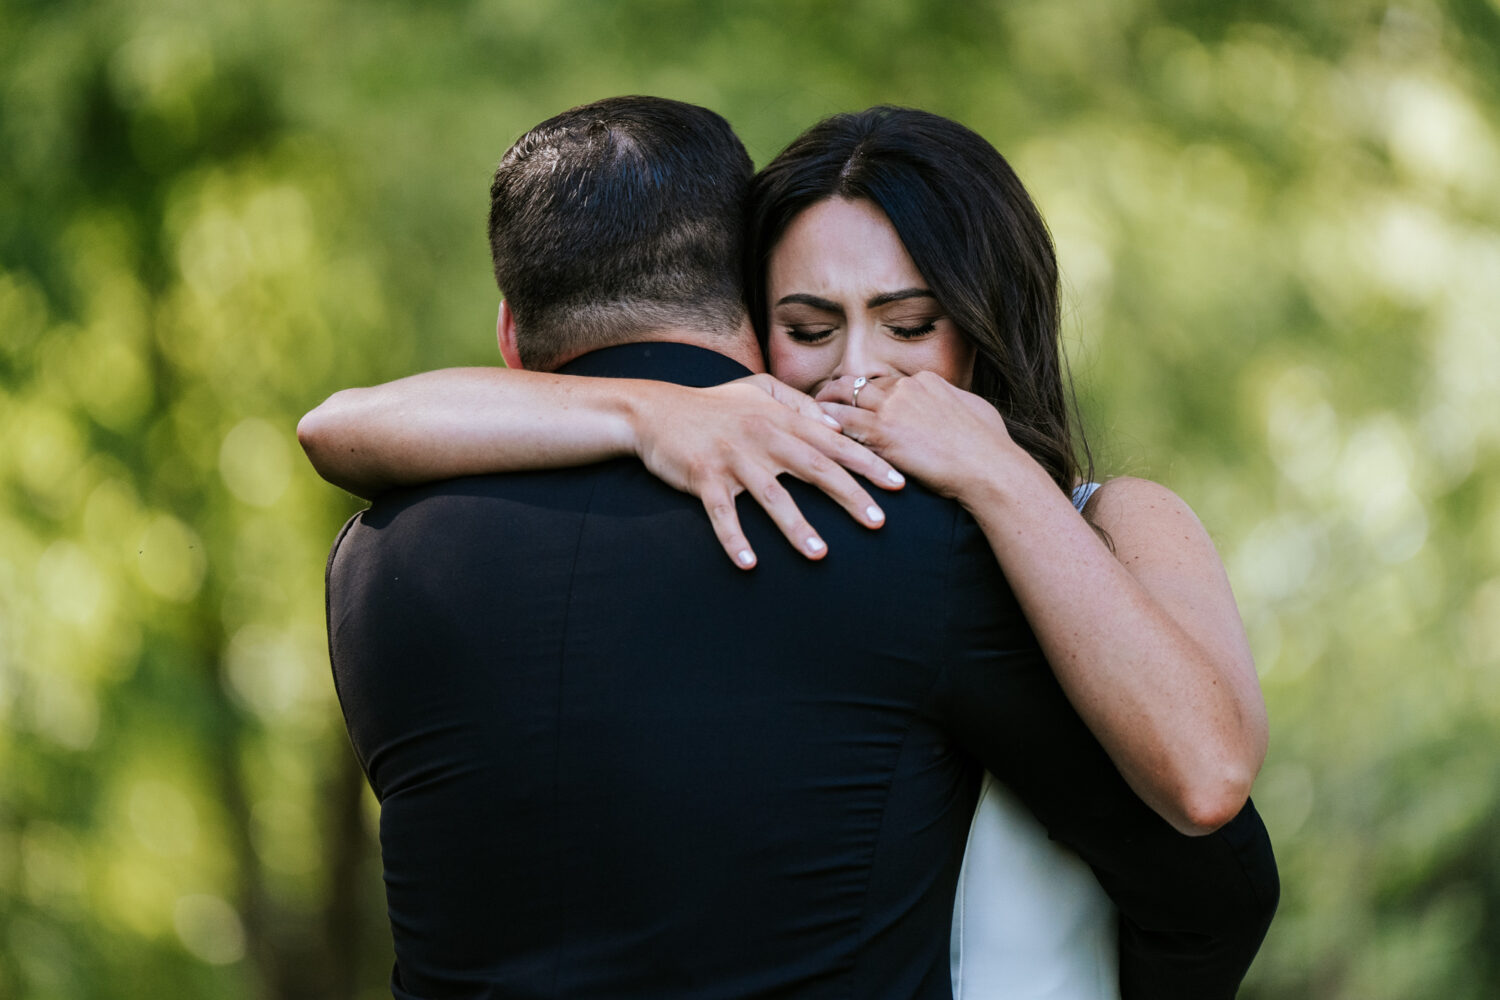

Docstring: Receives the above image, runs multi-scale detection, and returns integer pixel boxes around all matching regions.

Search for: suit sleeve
[930,519,1278,1000]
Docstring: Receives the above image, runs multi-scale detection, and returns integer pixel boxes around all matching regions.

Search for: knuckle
[804,453,836,476]
[759,478,789,503]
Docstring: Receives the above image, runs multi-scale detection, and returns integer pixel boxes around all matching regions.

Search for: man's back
[326,344,1034,998]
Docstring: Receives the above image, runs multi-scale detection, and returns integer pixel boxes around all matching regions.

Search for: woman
[301,107,1268,997]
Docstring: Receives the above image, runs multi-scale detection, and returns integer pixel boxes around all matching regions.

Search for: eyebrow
[867,288,936,308]
[775,288,937,311]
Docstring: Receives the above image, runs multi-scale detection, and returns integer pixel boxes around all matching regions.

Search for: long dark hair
[746,106,1092,495]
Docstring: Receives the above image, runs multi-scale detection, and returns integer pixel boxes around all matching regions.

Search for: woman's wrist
[950,437,1051,512]
[618,379,691,463]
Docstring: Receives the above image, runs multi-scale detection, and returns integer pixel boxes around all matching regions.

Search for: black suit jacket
[326,342,1276,999]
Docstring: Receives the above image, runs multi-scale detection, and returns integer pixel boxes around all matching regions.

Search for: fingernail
[737,550,755,567]
[866,505,884,523]
[887,469,906,485]
[822,414,841,428]
[806,537,826,554]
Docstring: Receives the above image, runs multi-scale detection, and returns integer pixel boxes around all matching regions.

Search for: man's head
[489,96,755,371]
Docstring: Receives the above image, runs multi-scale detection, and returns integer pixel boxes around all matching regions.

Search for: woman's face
[765,197,976,396]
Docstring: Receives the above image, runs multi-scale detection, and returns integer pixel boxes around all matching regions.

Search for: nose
[830,327,885,383]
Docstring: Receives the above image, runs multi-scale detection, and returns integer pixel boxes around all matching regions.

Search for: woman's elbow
[297,388,356,452]
[297,404,339,471]
[1176,697,1270,835]
[1173,763,1258,836]
[296,405,327,459]
[297,393,374,495]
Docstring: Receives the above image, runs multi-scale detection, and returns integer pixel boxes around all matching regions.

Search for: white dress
[949,483,1120,1000]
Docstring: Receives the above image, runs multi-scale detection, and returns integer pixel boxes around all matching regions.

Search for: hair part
[489,96,754,370]
[746,106,1095,495]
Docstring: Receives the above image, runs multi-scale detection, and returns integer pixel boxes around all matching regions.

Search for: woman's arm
[297,367,906,567]
[820,372,1268,837]
[298,368,640,496]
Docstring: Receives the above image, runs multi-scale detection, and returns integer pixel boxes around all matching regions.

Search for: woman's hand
[631,376,906,569]
[815,372,1027,500]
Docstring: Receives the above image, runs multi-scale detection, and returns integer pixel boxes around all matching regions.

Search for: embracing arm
[929,467,1278,998]
[299,367,639,497]
[823,372,1267,836]
[974,471,1267,835]
[298,367,905,566]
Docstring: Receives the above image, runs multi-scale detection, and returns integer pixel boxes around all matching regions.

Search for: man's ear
[496,300,524,370]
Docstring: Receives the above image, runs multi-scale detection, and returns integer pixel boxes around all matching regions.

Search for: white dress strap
[1071,482,1101,512]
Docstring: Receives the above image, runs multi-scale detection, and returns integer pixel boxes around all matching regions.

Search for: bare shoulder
[1084,476,1222,569]
[1085,476,1200,522]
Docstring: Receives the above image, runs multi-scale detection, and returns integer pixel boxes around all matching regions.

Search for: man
[317,96,1276,998]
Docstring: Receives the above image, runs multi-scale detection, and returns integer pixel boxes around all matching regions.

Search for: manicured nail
[866,505,884,523]
[737,549,755,567]
[806,537,826,554]
[822,414,841,429]
[887,469,906,485]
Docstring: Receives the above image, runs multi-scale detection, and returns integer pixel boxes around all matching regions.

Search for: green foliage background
[3,0,1498,996]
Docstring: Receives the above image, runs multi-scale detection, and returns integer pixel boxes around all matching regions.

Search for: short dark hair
[746,106,1090,494]
[488,96,754,370]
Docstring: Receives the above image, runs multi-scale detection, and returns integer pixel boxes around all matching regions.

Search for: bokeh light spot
[1264,366,1341,491]
[219,417,292,507]
[225,623,314,721]
[173,893,246,965]
[36,540,108,627]
[30,674,99,751]
[137,515,208,601]
[129,779,199,858]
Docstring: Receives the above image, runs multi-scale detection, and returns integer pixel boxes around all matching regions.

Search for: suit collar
[555,342,754,388]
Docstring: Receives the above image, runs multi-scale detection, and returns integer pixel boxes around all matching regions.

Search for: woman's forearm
[962,463,1268,837]
[297,367,645,497]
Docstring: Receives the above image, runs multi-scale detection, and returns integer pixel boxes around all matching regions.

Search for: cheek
[767,339,830,393]
[945,338,978,391]
[926,332,976,390]
[887,334,976,388]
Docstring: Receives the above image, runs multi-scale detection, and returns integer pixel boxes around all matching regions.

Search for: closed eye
[887,320,938,339]
[785,325,835,344]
